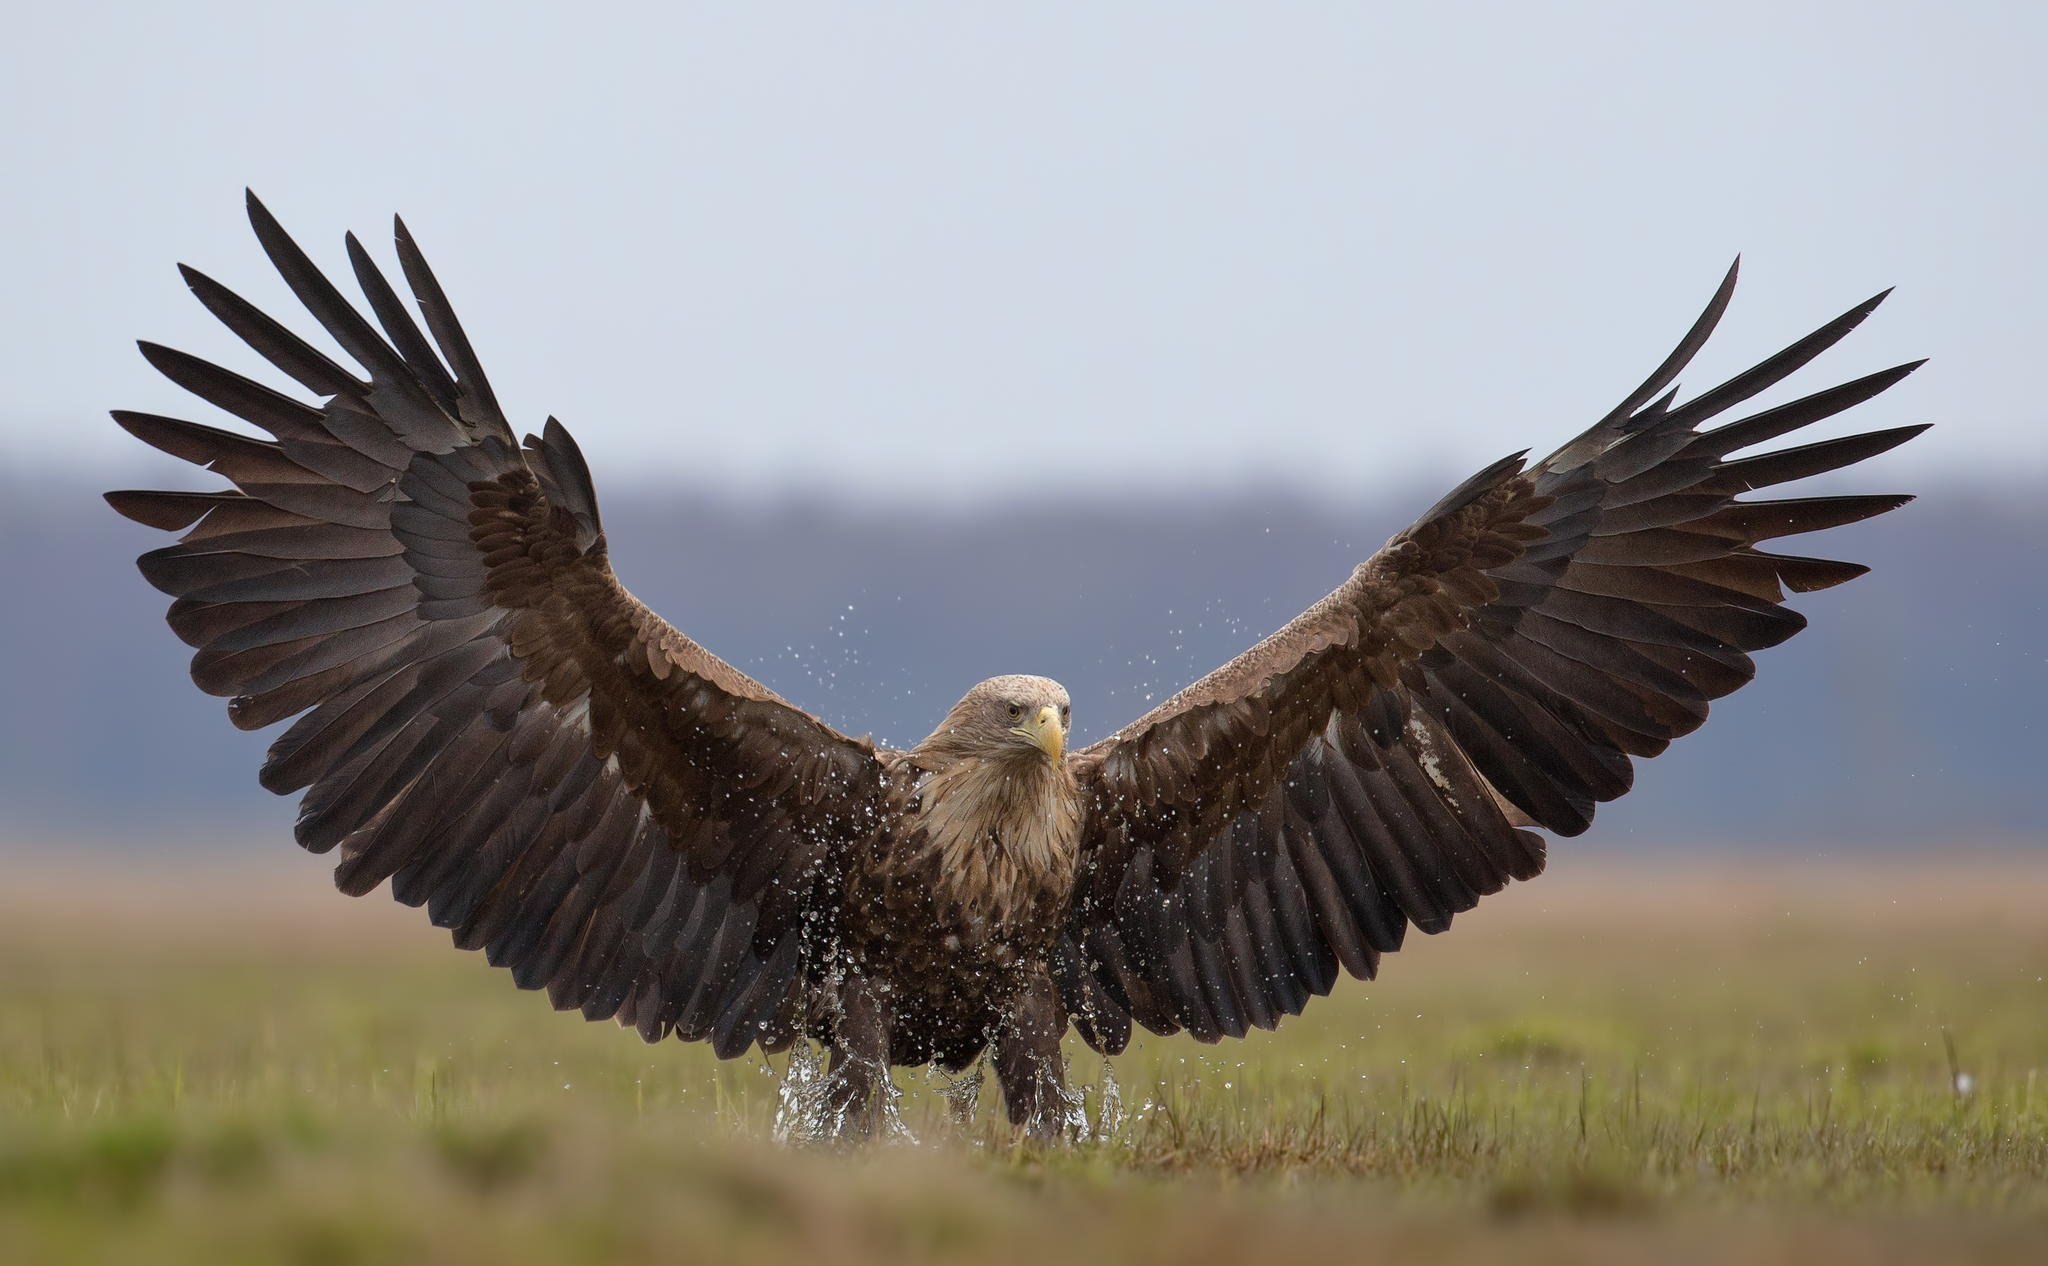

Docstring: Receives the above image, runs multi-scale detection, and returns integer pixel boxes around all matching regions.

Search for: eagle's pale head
[917,674,1071,765]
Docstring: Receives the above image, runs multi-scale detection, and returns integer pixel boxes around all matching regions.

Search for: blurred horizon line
[0,438,2022,521]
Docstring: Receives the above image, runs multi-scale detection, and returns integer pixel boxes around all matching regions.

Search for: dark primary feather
[109,192,887,1059]
[1063,261,1925,1052]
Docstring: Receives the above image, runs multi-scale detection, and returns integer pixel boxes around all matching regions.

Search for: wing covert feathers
[1062,265,1925,1053]
[109,193,885,1058]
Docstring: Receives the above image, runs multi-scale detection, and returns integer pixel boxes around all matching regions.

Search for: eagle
[110,193,1924,1140]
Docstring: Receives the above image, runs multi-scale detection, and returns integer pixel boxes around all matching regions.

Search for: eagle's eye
[1060,704,1071,724]
[1006,702,1023,720]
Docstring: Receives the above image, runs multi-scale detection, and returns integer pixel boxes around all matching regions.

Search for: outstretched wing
[1057,263,1926,1053]
[108,192,886,1057]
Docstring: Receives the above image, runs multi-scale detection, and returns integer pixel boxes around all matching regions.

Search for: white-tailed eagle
[109,194,1925,1138]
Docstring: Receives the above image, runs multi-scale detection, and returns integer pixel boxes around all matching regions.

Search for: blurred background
[1,2,2041,854]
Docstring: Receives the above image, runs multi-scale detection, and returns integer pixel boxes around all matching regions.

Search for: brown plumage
[109,194,1927,1139]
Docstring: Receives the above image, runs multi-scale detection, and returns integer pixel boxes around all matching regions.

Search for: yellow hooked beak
[1010,705,1066,763]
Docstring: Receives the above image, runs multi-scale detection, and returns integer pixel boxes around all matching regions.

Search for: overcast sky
[3,2,2040,504]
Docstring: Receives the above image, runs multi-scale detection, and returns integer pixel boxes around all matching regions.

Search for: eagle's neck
[904,750,1082,937]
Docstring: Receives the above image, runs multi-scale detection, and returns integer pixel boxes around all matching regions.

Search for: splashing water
[1056,1070,1091,1139]
[1050,1057,1130,1143]
[772,1041,1125,1146]
[1092,1058,1127,1142]
[770,1041,919,1146]
[929,1059,984,1127]
[876,1066,919,1144]
[771,1040,831,1145]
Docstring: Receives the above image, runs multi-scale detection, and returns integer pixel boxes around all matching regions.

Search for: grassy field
[1,846,2043,1264]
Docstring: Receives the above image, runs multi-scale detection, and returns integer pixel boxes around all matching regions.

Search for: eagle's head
[918,674,1071,765]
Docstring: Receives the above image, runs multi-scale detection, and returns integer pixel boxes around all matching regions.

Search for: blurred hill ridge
[2,472,2039,851]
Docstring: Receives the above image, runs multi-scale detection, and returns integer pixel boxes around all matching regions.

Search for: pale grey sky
[4,2,2041,502]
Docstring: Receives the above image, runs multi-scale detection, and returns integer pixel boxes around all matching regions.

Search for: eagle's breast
[848,753,1083,993]
[905,757,1082,941]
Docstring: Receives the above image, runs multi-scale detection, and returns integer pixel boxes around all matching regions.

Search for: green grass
[1,851,2043,1264]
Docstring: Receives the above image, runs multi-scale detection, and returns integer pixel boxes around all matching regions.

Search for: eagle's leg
[823,972,892,1141]
[992,969,1070,1142]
